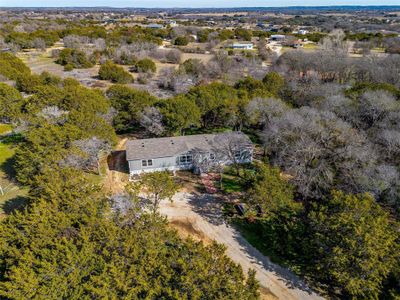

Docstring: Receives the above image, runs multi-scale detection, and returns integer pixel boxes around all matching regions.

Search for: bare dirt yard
[181,52,214,63]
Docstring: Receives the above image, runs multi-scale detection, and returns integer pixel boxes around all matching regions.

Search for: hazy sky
[1,0,399,7]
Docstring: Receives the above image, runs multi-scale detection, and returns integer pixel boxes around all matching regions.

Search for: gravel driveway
[159,192,323,300]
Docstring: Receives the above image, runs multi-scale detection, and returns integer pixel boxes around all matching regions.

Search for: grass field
[303,43,319,50]
[0,124,12,135]
[0,129,27,218]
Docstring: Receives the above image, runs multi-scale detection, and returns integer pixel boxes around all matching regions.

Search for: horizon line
[1,5,400,9]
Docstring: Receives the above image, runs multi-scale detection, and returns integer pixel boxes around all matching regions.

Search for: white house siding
[128,150,252,179]
[232,44,254,50]
[128,155,193,177]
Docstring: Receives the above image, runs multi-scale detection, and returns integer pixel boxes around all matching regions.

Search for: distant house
[230,42,254,50]
[126,133,253,178]
[168,20,177,27]
[270,35,286,42]
[147,23,164,29]
[288,40,304,48]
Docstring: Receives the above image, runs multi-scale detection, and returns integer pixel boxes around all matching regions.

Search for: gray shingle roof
[125,133,251,161]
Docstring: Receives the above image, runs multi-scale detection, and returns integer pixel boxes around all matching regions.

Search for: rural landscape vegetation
[0,5,400,299]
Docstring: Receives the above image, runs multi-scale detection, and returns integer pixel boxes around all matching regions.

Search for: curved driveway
[159,192,324,300]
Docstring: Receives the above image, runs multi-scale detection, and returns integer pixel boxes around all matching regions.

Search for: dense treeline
[1,25,400,298]
[0,58,259,298]
[238,163,399,298]
[0,168,258,298]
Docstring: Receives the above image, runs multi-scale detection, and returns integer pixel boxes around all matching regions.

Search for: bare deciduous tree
[262,107,377,199]
[212,131,253,176]
[63,137,112,174]
[32,38,46,51]
[139,106,165,136]
[37,106,69,124]
[245,97,289,128]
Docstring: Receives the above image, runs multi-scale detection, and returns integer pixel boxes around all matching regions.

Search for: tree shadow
[1,195,27,215]
[0,133,24,145]
[1,156,17,180]
[187,192,225,226]
[107,150,129,173]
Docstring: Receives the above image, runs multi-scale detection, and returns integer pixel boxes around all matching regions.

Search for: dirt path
[103,138,129,194]
[160,192,323,300]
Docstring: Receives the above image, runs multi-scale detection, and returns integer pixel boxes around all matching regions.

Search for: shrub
[16,72,62,93]
[55,48,93,69]
[174,36,190,46]
[64,63,74,71]
[98,61,133,84]
[133,58,157,73]
[0,52,31,80]
[16,74,43,93]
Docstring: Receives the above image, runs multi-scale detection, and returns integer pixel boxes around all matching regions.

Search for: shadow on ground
[108,150,129,173]
[187,193,225,226]
[1,196,27,215]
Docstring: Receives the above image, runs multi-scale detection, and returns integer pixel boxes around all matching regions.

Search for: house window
[179,155,193,164]
[142,159,153,167]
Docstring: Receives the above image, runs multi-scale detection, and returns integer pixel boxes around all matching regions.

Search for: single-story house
[231,42,254,50]
[298,29,309,35]
[288,40,304,48]
[270,35,286,42]
[126,132,253,178]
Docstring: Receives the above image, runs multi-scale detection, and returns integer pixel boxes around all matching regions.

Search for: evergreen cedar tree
[0,168,259,299]
[98,61,133,84]
[55,48,94,70]
[134,58,157,73]
[244,164,399,298]
[174,36,189,46]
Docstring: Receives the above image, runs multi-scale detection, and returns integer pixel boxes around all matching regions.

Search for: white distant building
[231,42,254,50]
[169,20,177,27]
[147,23,164,29]
[298,29,309,35]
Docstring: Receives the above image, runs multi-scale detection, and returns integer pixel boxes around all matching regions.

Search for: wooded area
[0,10,400,299]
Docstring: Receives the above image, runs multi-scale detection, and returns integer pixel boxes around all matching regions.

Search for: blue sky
[0,0,399,7]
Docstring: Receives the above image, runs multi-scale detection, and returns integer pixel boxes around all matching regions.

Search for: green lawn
[0,141,27,218]
[0,124,12,135]
[303,43,319,50]
[221,173,243,193]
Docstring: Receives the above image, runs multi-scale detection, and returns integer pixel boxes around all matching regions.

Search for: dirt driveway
[159,192,323,300]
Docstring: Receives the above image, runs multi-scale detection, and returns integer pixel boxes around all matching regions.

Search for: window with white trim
[179,155,193,164]
[142,159,153,167]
